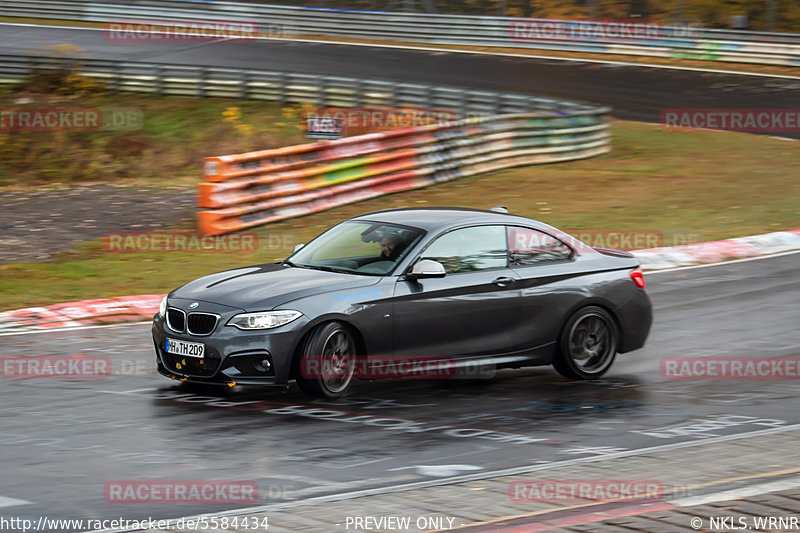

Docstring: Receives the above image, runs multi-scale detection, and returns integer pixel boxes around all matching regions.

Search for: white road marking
[389,464,483,477]
[1,21,799,79]
[0,495,32,508]
[670,477,800,507]
[91,423,800,532]
[0,320,150,337]
[562,446,628,455]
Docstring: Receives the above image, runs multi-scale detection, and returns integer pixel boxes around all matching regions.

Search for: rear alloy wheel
[295,322,357,398]
[553,306,618,380]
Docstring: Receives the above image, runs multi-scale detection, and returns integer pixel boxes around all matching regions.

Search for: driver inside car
[379,234,407,261]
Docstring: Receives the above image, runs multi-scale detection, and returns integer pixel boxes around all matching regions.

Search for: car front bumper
[152,310,309,387]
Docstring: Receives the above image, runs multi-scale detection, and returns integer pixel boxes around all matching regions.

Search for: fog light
[260,359,272,371]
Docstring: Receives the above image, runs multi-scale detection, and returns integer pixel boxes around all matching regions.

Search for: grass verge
[1,120,799,311]
[0,88,308,188]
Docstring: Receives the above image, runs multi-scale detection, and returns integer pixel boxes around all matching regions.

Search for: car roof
[349,207,554,233]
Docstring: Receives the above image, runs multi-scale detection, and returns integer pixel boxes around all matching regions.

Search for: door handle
[492,276,515,287]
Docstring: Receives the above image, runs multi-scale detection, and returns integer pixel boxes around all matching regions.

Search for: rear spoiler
[593,246,635,258]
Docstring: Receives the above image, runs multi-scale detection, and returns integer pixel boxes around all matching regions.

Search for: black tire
[295,322,357,399]
[553,306,618,380]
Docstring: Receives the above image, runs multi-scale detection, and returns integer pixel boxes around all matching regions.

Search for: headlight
[159,296,168,317]
[227,310,302,330]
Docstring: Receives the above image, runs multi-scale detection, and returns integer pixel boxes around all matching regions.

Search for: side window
[508,227,573,266]
[421,226,507,274]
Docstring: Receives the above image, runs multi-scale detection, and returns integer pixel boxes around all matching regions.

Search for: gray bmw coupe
[153,207,652,398]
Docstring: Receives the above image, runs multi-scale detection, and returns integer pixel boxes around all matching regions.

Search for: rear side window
[421,225,507,273]
[507,226,573,266]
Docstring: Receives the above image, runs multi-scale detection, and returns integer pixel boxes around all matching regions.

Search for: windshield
[288,221,424,276]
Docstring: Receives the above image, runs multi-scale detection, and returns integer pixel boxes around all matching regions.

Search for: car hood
[171,263,382,311]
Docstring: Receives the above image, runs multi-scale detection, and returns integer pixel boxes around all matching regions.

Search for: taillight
[630,267,645,289]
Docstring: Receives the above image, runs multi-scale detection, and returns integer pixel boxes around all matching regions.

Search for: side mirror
[293,243,305,253]
[407,259,446,280]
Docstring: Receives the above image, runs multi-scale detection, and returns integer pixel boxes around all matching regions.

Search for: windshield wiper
[303,264,352,274]
[284,261,359,274]
[282,260,343,273]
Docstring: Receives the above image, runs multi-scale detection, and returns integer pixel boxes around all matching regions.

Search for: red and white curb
[633,229,800,270]
[0,295,163,335]
[1,229,798,335]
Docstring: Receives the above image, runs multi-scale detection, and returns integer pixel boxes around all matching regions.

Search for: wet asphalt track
[2,24,800,130]
[1,23,800,529]
[1,253,799,525]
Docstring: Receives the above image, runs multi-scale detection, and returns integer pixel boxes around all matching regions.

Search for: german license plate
[165,338,204,359]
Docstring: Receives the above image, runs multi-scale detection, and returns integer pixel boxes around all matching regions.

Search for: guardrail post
[197,67,206,98]
[110,63,120,94]
[29,55,40,82]
[492,91,501,116]
[354,79,363,107]
[456,89,467,120]
[240,70,249,99]
[277,72,287,106]
[317,77,327,107]
[154,65,163,95]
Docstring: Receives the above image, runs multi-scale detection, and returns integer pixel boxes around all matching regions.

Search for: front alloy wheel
[295,322,356,398]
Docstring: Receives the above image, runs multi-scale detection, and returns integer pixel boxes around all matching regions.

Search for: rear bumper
[616,290,653,353]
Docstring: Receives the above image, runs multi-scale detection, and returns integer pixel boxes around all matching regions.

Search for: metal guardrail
[199,112,609,234]
[0,53,610,233]
[1,1,800,66]
[0,54,597,115]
